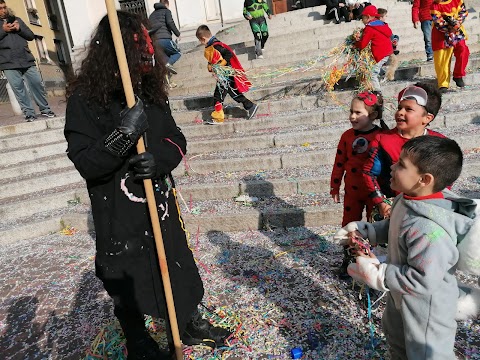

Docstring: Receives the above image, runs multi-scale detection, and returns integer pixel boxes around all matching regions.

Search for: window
[24,0,40,25]
[44,0,58,30]
[34,35,50,63]
[54,39,66,64]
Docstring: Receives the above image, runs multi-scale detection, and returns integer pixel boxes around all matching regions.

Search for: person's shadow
[206,230,372,356]
[44,270,114,359]
[242,175,337,272]
[0,296,53,359]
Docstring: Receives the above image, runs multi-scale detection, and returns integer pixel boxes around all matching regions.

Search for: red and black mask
[134,25,155,73]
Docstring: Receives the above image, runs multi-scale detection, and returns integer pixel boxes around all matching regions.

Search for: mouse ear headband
[357,91,377,106]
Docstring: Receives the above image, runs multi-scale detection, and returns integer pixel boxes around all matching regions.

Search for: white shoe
[235,194,258,203]
[256,54,264,59]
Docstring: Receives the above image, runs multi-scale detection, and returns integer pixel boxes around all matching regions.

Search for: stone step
[168,77,480,113]
[2,156,478,243]
[1,117,477,208]
[0,188,83,222]
[63,196,344,234]
[169,55,480,99]
[0,155,72,182]
[60,160,480,235]
[174,15,480,72]
[0,117,65,138]
[0,141,67,168]
[170,131,480,177]
[186,2,414,51]
[0,170,83,201]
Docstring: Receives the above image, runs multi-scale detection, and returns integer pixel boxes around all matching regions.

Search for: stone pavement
[1,229,479,359]
[0,96,66,127]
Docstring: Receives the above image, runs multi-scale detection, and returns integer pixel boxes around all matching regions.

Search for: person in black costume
[64,11,230,359]
[325,0,350,24]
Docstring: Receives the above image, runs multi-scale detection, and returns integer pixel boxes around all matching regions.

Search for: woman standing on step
[64,11,230,359]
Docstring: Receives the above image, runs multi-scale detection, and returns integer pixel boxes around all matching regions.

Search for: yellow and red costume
[204,37,254,122]
[431,0,470,88]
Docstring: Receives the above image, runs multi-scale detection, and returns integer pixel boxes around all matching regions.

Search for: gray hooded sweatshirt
[370,189,476,360]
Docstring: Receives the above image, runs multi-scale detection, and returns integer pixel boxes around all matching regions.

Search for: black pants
[326,6,349,22]
[249,17,269,55]
[213,79,253,110]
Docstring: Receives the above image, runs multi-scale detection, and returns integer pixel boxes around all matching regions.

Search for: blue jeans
[372,56,389,92]
[421,20,433,59]
[4,66,51,117]
[157,39,181,65]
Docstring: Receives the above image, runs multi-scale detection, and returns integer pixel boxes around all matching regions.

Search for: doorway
[204,0,220,21]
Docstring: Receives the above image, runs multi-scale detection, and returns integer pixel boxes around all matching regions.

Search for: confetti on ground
[1,228,478,359]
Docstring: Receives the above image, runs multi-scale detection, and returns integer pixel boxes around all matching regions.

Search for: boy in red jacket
[431,0,470,92]
[412,0,434,62]
[355,5,393,93]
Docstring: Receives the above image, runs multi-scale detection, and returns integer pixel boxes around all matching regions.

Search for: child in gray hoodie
[335,136,479,360]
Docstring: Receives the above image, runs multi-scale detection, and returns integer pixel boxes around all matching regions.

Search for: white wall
[64,0,118,50]
[219,0,244,22]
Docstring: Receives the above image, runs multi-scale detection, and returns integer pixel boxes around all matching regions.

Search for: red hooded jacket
[412,0,433,23]
[356,20,393,63]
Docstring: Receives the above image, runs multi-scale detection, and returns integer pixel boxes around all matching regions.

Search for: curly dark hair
[66,11,168,108]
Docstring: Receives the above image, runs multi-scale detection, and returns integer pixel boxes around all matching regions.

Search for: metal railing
[119,0,148,20]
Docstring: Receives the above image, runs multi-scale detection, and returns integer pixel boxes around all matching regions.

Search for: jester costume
[204,36,254,122]
[431,0,470,89]
[243,0,271,57]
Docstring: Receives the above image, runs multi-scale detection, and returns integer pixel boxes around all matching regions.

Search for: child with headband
[363,82,445,219]
[330,91,387,278]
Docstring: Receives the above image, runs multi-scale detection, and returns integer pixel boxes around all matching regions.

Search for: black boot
[181,309,232,348]
[337,247,354,280]
[115,307,172,360]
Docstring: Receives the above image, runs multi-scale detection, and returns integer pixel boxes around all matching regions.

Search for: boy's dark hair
[402,136,463,192]
[377,8,388,15]
[414,82,442,118]
[196,25,211,39]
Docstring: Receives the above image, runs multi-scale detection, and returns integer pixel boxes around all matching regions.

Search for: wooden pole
[104,1,183,359]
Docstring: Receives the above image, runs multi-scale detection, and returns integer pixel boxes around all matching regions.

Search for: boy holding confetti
[335,136,478,359]
[354,5,393,92]
[196,25,258,124]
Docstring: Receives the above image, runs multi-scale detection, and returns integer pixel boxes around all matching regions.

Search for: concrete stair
[1,0,480,243]
[167,0,480,96]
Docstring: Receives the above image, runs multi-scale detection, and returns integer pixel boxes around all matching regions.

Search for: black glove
[128,152,157,180]
[105,97,148,156]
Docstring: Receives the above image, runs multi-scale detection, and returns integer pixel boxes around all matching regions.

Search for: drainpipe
[56,0,74,59]
[173,0,181,28]
[218,0,223,27]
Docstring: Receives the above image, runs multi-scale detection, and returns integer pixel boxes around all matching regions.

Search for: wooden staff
[104,1,183,358]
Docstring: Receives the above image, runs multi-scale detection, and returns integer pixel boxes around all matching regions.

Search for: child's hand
[378,202,391,218]
[413,21,420,29]
[246,15,252,20]
[268,15,272,20]
[332,193,340,203]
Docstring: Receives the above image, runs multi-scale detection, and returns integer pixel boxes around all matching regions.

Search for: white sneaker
[256,54,264,59]
[235,194,258,203]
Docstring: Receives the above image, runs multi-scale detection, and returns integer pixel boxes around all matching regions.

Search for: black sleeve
[213,44,233,63]
[64,93,125,182]
[165,9,180,37]
[144,102,187,176]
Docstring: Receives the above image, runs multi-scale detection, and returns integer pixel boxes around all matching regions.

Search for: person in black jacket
[148,0,181,76]
[0,0,55,121]
[325,0,350,24]
[64,11,230,360]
